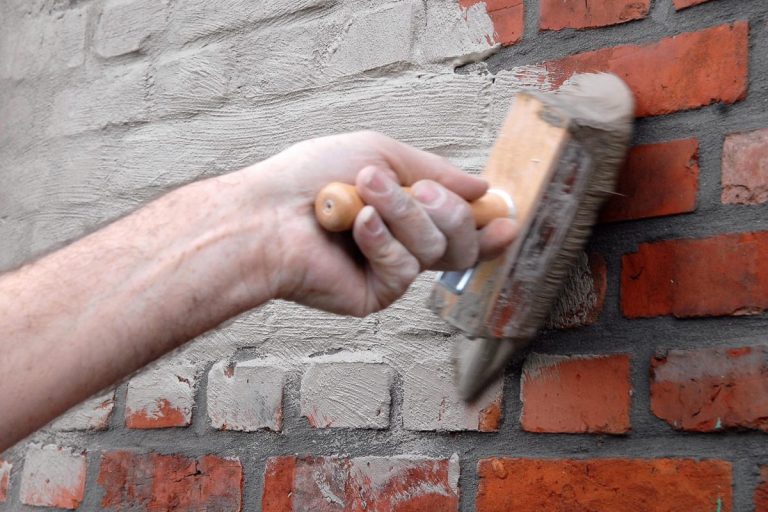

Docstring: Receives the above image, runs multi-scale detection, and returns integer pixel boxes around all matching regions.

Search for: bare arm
[0,132,516,451]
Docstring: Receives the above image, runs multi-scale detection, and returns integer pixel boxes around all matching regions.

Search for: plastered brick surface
[94,0,168,58]
[300,354,393,429]
[207,358,286,431]
[722,127,768,205]
[19,445,86,509]
[125,365,197,428]
[50,390,115,431]
[0,460,10,503]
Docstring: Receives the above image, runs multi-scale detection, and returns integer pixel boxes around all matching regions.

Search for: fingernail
[362,168,391,194]
[360,206,384,235]
[412,181,445,207]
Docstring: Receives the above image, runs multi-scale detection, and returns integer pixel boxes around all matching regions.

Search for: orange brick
[521,354,631,434]
[621,232,768,318]
[460,0,523,45]
[674,0,713,9]
[600,139,699,222]
[511,22,748,117]
[0,460,10,503]
[477,458,732,511]
[651,346,768,432]
[540,0,650,30]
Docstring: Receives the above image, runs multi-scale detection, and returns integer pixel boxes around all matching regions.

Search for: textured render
[1,0,768,510]
[207,358,286,431]
[300,353,394,429]
[50,390,115,431]
[19,445,87,509]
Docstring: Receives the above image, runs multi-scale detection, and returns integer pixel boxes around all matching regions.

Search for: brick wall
[1,0,767,510]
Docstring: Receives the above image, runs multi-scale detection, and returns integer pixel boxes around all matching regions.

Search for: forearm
[0,167,275,450]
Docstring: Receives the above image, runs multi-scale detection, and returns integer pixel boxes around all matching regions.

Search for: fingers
[356,166,447,269]
[352,206,420,308]
[411,179,479,270]
[478,218,519,261]
[357,131,488,201]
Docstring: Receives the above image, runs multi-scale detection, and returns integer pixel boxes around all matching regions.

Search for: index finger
[363,132,489,202]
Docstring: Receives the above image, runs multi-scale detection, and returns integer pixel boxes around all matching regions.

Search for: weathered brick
[51,390,115,431]
[94,0,168,58]
[460,0,523,46]
[0,6,87,79]
[47,63,149,136]
[540,0,650,30]
[168,0,331,45]
[98,451,242,511]
[263,455,460,511]
[510,22,748,117]
[651,346,768,432]
[301,355,393,429]
[207,358,286,432]
[545,252,607,329]
[20,445,86,509]
[601,139,699,222]
[0,460,11,503]
[521,353,631,434]
[674,0,712,9]
[402,356,503,431]
[125,365,196,428]
[621,232,768,318]
[328,3,414,75]
[153,45,233,117]
[477,458,732,511]
[757,466,768,512]
[722,127,768,205]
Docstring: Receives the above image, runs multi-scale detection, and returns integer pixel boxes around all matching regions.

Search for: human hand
[244,131,517,316]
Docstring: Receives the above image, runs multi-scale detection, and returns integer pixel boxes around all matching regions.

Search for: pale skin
[0,131,516,452]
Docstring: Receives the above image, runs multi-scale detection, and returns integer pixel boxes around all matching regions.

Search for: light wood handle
[314,182,511,232]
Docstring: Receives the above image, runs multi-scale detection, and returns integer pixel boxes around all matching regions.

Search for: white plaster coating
[125,364,196,425]
[94,0,169,58]
[19,444,86,507]
[301,360,393,429]
[50,390,115,431]
[207,359,286,431]
[402,354,502,431]
[0,459,10,492]
[327,2,415,75]
[0,6,87,79]
[416,1,497,64]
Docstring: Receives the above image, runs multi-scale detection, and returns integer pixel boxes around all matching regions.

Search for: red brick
[651,346,768,432]
[722,127,768,205]
[513,22,748,117]
[263,455,460,511]
[600,139,699,222]
[477,458,732,511]
[98,451,242,511]
[540,0,650,30]
[0,460,10,503]
[460,0,523,46]
[621,232,768,318]
[756,466,768,512]
[521,353,631,434]
[674,0,713,9]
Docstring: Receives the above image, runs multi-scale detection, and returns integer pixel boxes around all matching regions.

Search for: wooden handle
[315,182,510,232]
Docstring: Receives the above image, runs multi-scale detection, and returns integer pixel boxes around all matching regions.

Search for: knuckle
[419,233,447,266]
[444,200,473,231]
